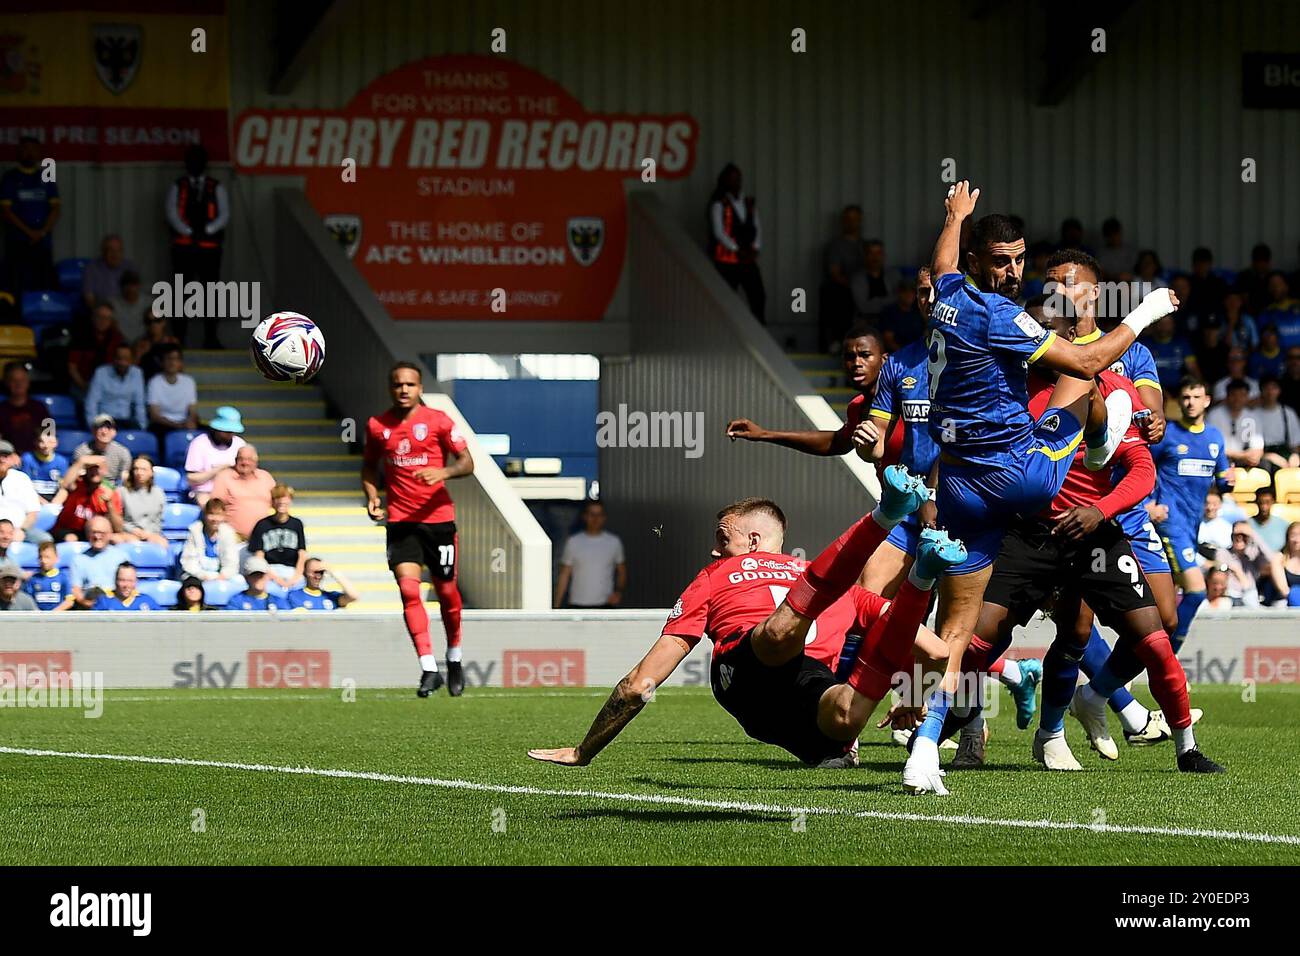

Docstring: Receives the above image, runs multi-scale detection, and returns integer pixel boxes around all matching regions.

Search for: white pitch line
[1,744,1297,846]
[103,691,610,703]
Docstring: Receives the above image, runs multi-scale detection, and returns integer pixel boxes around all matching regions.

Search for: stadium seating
[56,429,91,456]
[1273,503,1300,524]
[56,258,90,294]
[31,393,80,428]
[55,541,89,568]
[164,429,203,470]
[9,541,39,571]
[117,541,174,580]
[136,579,180,607]
[202,577,247,607]
[20,291,76,331]
[153,466,188,502]
[1231,467,1272,505]
[33,504,61,533]
[162,503,200,536]
[1275,468,1300,505]
[0,325,37,360]
[117,430,160,461]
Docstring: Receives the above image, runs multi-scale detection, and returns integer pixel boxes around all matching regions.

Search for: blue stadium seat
[117,430,159,461]
[56,429,91,456]
[162,503,200,537]
[153,466,188,502]
[20,291,76,331]
[117,541,174,580]
[202,577,247,607]
[55,541,89,568]
[164,429,203,470]
[34,504,61,533]
[137,579,180,607]
[9,541,39,571]
[56,258,90,294]
[30,393,80,428]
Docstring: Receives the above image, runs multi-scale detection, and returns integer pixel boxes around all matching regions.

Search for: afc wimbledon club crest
[323,215,362,259]
[567,217,604,266]
[93,24,142,94]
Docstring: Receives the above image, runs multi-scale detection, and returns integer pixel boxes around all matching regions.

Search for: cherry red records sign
[234,55,699,320]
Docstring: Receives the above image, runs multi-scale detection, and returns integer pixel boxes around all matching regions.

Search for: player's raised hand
[527,747,589,766]
[944,180,980,219]
[725,418,763,441]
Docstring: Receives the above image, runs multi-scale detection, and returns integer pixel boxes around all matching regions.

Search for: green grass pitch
[1,684,1298,865]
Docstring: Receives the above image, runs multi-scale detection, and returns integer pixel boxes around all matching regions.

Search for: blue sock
[1080,623,1136,714]
[916,690,953,745]
[1089,660,1125,700]
[1170,590,1206,653]
[1040,640,1084,734]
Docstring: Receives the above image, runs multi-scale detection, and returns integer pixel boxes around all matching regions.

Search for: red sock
[398,576,432,657]
[787,512,890,620]
[847,580,929,700]
[986,658,1005,676]
[965,636,997,674]
[432,579,463,650]
[1132,631,1191,729]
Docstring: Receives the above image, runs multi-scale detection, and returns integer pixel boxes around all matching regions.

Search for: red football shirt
[1028,371,1155,519]
[661,552,890,668]
[836,392,903,473]
[364,405,468,524]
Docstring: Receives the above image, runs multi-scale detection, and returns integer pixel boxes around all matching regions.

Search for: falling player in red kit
[362,362,475,698]
[528,467,967,769]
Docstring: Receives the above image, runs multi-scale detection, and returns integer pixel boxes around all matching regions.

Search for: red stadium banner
[0,2,231,162]
[233,55,700,320]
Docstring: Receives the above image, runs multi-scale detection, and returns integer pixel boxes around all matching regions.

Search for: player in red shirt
[529,466,969,769]
[362,362,475,698]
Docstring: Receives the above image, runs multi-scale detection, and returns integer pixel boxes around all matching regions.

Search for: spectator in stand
[184,406,246,506]
[210,444,275,539]
[115,454,168,547]
[108,271,149,344]
[1207,379,1265,470]
[92,561,158,611]
[20,431,68,501]
[0,439,50,543]
[248,483,307,589]
[23,539,74,611]
[1056,217,1091,254]
[72,414,131,485]
[707,163,765,323]
[1259,272,1300,350]
[1250,486,1290,552]
[1276,522,1300,606]
[0,560,37,611]
[1143,314,1199,391]
[1198,490,1235,554]
[67,302,125,399]
[69,516,127,603]
[1132,249,1167,301]
[85,343,146,430]
[167,144,229,348]
[0,517,15,561]
[1186,247,1228,325]
[50,455,123,541]
[180,497,240,581]
[145,345,198,444]
[287,557,359,610]
[1193,319,1230,386]
[819,205,866,350]
[226,555,286,611]
[0,361,40,455]
[1219,292,1259,352]
[134,313,182,381]
[1021,241,1053,299]
[1250,325,1286,381]
[553,500,627,609]
[857,240,900,318]
[1095,217,1135,280]
[174,575,214,611]
[1223,521,1287,606]
[1236,244,1275,317]
[1202,566,1234,610]
[1254,376,1300,471]
[1212,349,1259,403]
[0,136,60,297]
[1282,347,1300,415]
[81,235,137,313]
[879,275,925,351]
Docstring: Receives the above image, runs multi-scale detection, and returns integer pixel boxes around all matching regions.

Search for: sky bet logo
[172,651,331,688]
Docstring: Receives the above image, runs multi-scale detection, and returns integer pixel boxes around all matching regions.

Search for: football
[250,311,326,383]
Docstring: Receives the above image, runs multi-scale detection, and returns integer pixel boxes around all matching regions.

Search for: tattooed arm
[528,634,693,766]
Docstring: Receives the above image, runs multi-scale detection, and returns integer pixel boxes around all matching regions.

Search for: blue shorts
[936,407,1084,574]
[1156,521,1200,575]
[883,513,921,555]
[1115,506,1172,576]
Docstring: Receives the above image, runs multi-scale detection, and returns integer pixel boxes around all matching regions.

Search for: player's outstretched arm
[726,417,844,456]
[528,634,691,766]
[1038,288,1181,379]
[930,180,979,277]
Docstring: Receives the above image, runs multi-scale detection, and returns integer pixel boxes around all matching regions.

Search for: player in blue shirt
[92,562,160,611]
[905,182,1180,793]
[1151,377,1233,652]
[287,558,359,611]
[226,557,287,611]
[23,540,74,611]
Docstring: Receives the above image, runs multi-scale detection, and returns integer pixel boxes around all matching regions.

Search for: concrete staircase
[185,349,403,610]
[788,352,853,418]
